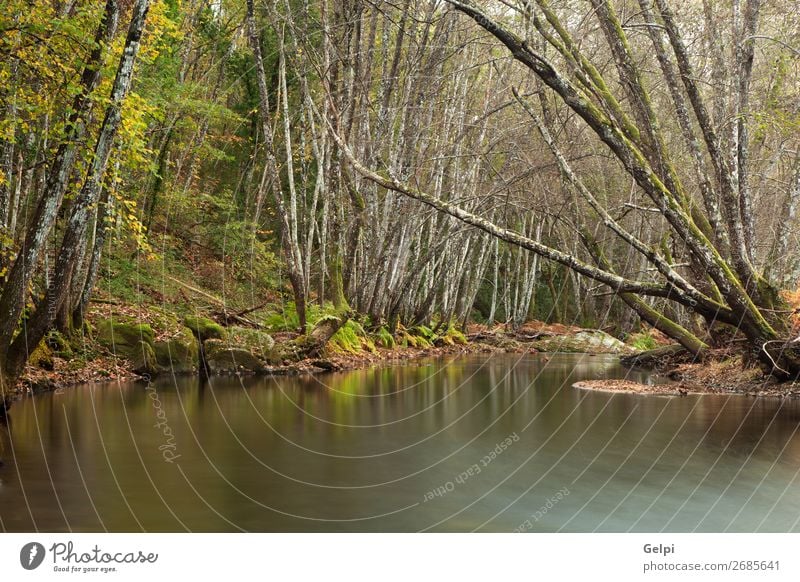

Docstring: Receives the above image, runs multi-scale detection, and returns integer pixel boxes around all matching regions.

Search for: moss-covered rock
[131,340,159,376]
[183,315,225,341]
[226,327,275,357]
[203,339,266,373]
[154,327,199,373]
[95,319,160,374]
[533,330,633,354]
[287,314,348,360]
[95,319,155,348]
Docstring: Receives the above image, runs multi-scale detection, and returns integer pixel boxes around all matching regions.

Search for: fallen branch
[167,275,264,329]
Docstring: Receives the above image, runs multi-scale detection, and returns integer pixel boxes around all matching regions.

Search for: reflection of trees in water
[0,417,9,466]
[687,396,800,462]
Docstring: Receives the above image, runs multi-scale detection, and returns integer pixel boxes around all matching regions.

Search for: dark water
[1,353,799,532]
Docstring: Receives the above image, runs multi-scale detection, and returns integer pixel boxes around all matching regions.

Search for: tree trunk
[3,0,150,383]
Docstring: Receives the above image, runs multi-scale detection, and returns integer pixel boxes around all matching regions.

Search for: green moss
[131,340,159,375]
[328,320,365,354]
[264,302,333,332]
[398,328,431,349]
[45,330,74,358]
[445,325,468,345]
[413,325,436,340]
[94,319,160,374]
[399,330,416,348]
[154,327,199,372]
[183,315,225,341]
[95,319,155,348]
[28,340,54,370]
[414,335,432,348]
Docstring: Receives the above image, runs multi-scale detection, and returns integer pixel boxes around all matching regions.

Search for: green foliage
[327,320,377,355]
[397,325,433,348]
[413,325,436,340]
[264,302,342,332]
[628,333,658,351]
[441,324,468,345]
[328,321,363,354]
[375,326,396,348]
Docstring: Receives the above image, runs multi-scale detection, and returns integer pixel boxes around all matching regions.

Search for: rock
[226,327,275,356]
[96,319,159,376]
[28,377,56,394]
[131,340,159,376]
[154,327,199,373]
[533,330,633,354]
[96,319,156,348]
[183,315,225,341]
[288,314,349,360]
[203,339,265,374]
[308,358,341,371]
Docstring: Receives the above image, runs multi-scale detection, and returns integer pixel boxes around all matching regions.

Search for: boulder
[131,340,159,376]
[203,339,266,374]
[183,315,225,341]
[226,327,275,356]
[533,330,633,354]
[154,327,199,373]
[95,319,160,375]
[96,319,155,349]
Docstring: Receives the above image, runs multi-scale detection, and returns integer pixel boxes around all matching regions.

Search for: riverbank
[8,312,634,400]
[577,347,800,398]
[9,306,798,408]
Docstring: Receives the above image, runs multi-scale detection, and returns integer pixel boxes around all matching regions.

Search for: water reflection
[1,353,799,532]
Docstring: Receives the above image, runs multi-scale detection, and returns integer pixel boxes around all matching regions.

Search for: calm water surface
[1,353,799,532]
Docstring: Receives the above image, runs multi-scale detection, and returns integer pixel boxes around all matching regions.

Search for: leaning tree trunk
[3,0,151,385]
[0,0,119,366]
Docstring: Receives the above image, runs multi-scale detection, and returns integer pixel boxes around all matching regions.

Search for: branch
[315,102,673,300]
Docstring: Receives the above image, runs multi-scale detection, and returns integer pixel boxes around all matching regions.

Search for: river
[1,353,799,532]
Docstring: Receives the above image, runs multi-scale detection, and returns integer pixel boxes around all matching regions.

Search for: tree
[0,0,152,389]
[332,0,800,378]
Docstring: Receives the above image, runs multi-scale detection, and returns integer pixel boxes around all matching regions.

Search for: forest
[1,0,800,402]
